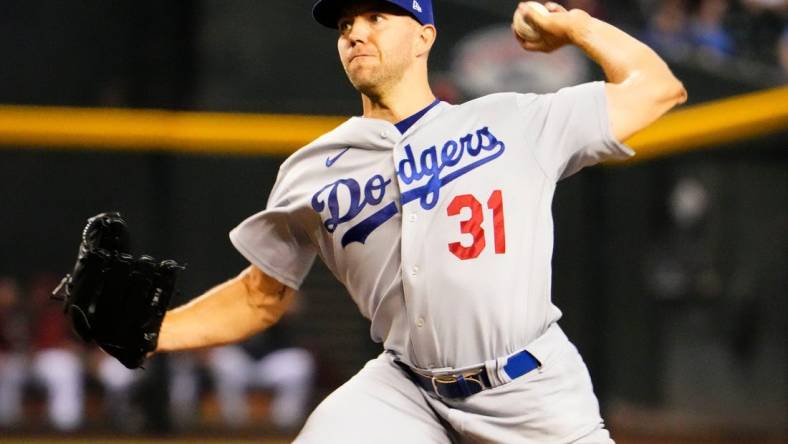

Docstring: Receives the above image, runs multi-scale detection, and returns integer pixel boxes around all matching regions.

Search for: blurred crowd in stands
[439,0,784,105]
[635,0,787,79]
[567,0,788,86]
[0,274,315,434]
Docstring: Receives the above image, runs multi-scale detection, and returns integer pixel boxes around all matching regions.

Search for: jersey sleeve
[229,168,317,290]
[517,81,634,180]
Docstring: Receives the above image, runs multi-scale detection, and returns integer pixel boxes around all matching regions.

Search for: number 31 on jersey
[447,190,506,260]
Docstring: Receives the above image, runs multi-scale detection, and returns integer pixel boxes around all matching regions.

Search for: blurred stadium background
[0,0,785,443]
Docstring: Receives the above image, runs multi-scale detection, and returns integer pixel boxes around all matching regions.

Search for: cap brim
[313,0,426,29]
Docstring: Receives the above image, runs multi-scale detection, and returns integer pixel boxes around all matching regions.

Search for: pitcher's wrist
[566,9,593,47]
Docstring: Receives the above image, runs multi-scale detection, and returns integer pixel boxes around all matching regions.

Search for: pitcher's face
[336,1,422,96]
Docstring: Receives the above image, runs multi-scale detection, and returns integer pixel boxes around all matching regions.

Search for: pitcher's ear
[416,24,437,56]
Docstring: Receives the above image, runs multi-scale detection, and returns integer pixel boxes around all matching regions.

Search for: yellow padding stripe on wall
[0,107,346,156]
[0,86,785,159]
[625,85,788,161]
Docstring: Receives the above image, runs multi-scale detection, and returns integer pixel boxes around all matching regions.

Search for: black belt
[395,349,540,400]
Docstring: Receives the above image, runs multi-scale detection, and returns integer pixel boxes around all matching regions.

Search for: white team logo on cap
[412,0,422,13]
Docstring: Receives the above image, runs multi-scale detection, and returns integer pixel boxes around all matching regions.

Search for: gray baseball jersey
[230,81,632,371]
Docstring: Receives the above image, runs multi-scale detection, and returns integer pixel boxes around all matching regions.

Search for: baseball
[513,2,550,42]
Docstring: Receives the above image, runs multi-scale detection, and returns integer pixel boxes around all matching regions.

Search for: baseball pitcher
[153,1,686,442]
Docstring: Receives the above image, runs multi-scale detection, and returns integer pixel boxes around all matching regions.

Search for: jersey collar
[395,99,441,134]
[319,100,448,151]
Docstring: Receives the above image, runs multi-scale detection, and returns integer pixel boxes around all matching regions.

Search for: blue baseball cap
[312,0,434,29]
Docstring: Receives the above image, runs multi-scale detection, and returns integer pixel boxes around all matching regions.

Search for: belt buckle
[430,369,487,399]
[431,374,458,397]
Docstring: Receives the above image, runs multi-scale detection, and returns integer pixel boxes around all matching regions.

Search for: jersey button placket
[394,130,438,363]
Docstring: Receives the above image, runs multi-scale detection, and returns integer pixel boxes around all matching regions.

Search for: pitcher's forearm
[553,8,685,140]
[568,11,685,94]
[156,266,294,353]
